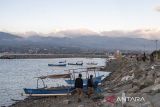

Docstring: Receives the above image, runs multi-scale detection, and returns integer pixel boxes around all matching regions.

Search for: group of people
[135,52,147,62]
[74,74,94,102]
[135,52,155,63]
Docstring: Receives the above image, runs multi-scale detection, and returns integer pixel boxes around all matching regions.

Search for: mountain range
[0,32,158,53]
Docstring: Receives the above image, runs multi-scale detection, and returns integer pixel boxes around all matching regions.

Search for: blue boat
[23,73,73,96]
[64,67,105,86]
[24,67,105,97]
[65,75,104,85]
[48,63,66,66]
[24,87,74,96]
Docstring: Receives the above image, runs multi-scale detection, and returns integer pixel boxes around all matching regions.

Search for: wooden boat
[24,73,74,96]
[65,67,104,85]
[68,61,83,65]
[24,67,105,96]
[48,60,67,66]
[48,63,66,66]
[24,87,74,96]
[65,75,104,85]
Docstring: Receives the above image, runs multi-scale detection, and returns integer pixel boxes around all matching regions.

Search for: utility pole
[155,40,158,60]
[143,45,146,53]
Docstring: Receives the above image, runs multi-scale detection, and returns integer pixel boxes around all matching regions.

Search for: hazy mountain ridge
[0,32,22,40]
[0,32,158,53]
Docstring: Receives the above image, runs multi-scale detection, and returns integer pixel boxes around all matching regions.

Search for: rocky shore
[101,58,160,107]
[10,58,160,107]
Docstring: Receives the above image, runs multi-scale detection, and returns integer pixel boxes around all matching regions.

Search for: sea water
[0,58,109,106]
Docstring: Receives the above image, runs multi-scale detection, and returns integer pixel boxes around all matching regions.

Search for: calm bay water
[0,58,109,106]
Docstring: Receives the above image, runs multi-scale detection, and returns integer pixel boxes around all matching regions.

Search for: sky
[0,0,160,38]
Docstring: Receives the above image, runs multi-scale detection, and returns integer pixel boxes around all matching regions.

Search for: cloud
[15,28,160,40]
[154,6,160,12]
[132,29,160,39]
[54,28,160,40]
[101,29,160,40]
[57,28,99,37]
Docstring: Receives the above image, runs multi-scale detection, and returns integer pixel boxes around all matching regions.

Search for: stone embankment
[101,58,160,107]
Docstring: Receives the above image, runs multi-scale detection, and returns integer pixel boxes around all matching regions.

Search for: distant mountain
[0,32,158,53]
[0,32,21,40]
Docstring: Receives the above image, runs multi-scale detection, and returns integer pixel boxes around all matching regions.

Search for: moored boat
[68,61,83,65]
[48,63,66,66]
[24,87,74,96]
[65,67,104,85]
[23,73,74,97]
[65,75,104,85]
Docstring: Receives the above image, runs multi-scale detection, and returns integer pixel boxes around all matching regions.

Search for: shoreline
[0,54,108,59]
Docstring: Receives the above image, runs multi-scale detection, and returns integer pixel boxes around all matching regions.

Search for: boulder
[77,105,84,107]
[156,72,160,77]
[152,84,160,91]
[154,77,160,84]
[63,100,71,104]
[128,86,139,93]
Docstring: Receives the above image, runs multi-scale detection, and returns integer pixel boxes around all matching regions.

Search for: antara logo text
[105,92,145,104]
[116,96,145,102]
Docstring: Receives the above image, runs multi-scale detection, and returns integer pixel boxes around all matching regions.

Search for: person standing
[75,74,83,102]
[142,52,147,62]
[87,75,94,98]
[150,53,154,63]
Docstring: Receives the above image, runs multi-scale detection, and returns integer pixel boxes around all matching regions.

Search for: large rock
[63,100,71,104]
[152,84,160,91]
[140,79,154,89]
[128,86,139,93]
[154,77,160,84]
[77,105,84,107]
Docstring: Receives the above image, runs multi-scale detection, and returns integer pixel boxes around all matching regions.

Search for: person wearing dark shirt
[75,74,83,102]
[142,52,147,62]
[150,53,154,63]
[87,75,94,98]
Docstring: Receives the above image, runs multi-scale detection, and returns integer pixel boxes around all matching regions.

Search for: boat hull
[24,88,74,96]
[48,64,66,66]
[68,63,83,65]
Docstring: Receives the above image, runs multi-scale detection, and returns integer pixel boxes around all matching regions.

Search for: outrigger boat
[65,75,104,85]
[24,67,105,97]
[64,67,104,85]
[68,61,83,66]
[24,73,74,96]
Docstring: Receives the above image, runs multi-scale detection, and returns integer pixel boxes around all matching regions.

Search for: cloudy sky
[0,0,160,39]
